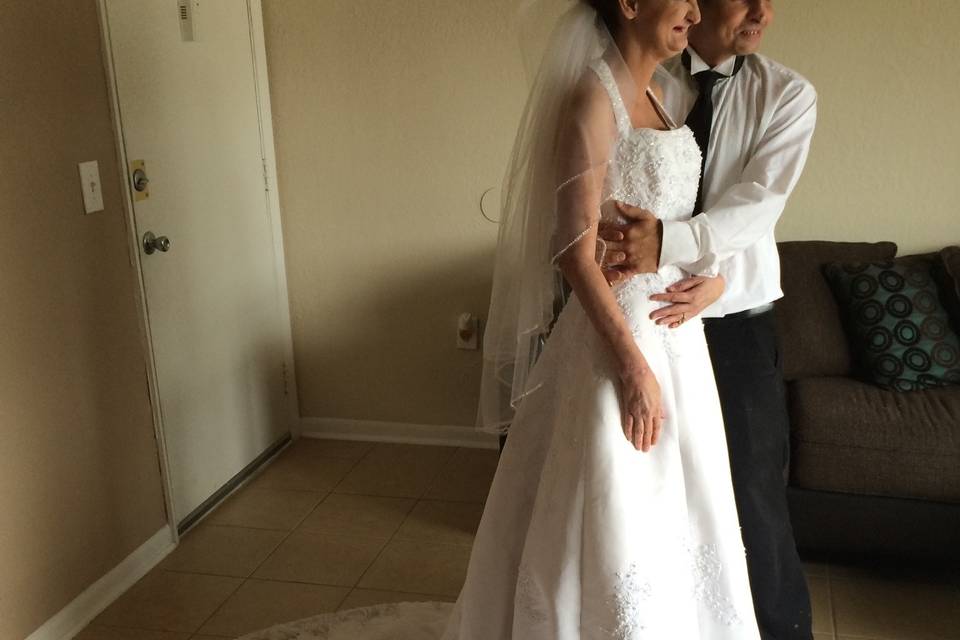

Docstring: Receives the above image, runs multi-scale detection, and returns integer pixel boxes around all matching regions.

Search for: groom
[600,1,818,639]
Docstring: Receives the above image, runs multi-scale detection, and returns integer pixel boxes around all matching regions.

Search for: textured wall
[764,0,960,251]
[263,0,960,428]
[262,0,527,426]
[0,2,168,637]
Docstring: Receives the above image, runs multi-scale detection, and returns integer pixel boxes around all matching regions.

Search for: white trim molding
[26,526,175,640]
[301,417,499,450]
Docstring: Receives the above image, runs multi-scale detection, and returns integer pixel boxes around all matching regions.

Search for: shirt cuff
[660,220,699,268]
[659,219,719,278]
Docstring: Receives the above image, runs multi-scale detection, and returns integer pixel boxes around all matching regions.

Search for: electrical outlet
[457,313,480,350]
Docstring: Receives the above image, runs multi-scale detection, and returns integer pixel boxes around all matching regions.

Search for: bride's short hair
[582,0,620,33]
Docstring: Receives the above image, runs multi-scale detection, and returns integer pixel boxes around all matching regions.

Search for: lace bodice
[589,60,701,225]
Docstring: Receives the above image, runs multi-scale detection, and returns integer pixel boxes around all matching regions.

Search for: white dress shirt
[654,48,818,317]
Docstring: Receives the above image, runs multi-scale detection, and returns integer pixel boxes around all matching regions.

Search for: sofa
[775,241,960,560]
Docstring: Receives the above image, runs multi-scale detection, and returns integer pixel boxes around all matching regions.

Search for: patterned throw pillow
[823,258,960,391]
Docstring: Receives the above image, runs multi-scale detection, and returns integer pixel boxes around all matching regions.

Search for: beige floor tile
[198,579,348,637]
[248,453,356,493]
[423,447,499,503]
[188,636,232,639]
[297,493,415,538]
[292,437,375,461]
[393,500,483,546]
[92,571,241,633]
[73,628,191,640]
[813,634,835,640]
[358,539,471,597]
[334,444,456,498]
[807,575,834,635]
[833,576,960,639]
[253,530,386,586]
[338,588,455,611]
[206,488,323,530]
[158,525,285,577]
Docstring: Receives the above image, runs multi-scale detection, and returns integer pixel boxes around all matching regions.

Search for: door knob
[143,231,171,255]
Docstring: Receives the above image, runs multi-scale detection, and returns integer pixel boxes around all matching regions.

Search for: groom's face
[693,0,774,57]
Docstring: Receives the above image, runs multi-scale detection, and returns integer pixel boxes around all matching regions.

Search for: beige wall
[263,0,960,428]
[0,2,168,638]
[263,0,525,427]
[764,0,960,251]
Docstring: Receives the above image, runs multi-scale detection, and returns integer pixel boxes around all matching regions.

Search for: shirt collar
[686,47,739,77]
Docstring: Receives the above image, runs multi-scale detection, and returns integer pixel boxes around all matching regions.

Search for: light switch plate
[78,160,104,214]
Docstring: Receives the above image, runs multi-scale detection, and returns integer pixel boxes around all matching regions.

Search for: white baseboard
[26,525,176,640]
[301,417,499,450]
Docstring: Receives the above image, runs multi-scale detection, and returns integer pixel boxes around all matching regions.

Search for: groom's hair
[583,0,620,33]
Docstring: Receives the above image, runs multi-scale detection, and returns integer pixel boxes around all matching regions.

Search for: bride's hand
[618,363,663,452]
[649,274,725,328]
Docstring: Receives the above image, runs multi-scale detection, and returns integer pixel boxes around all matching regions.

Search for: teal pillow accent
[823,258,960,391]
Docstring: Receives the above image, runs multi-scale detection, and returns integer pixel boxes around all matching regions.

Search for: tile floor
[76,438,960,640]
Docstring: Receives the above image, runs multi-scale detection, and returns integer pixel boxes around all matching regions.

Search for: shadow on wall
[294,245,498,427]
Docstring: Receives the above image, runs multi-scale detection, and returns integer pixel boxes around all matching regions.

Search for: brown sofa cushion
[788,376,960,503]
[776,241,898,381]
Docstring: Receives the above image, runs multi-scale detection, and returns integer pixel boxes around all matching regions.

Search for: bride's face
[625,0,701,59]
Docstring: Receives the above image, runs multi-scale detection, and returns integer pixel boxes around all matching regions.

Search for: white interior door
[104,0,291,525]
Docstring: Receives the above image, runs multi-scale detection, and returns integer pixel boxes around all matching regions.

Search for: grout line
[188,571,247,636]
[346,446,461,593]
[176,443,472,634]
[327,442,378,494]
[192,521,307,534]
[244,444,400,596]
[350,517,407,592]
[336,587,358,612]
[100,441,467,637]
[338,587,458,611]
[415,496,487,506]
[188,444,374,635]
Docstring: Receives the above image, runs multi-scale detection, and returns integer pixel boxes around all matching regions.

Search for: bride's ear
[618,0,639,21]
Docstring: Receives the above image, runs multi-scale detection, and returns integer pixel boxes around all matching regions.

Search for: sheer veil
[478,1,639,432]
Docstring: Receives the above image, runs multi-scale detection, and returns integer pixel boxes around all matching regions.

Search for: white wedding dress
[240,60,760,640]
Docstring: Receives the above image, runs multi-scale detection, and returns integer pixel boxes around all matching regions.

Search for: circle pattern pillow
[824,259,960,391]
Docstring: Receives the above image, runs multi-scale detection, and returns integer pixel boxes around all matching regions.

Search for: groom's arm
[660,81,818,274]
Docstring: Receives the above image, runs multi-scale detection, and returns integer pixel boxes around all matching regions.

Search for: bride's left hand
[648,275,725,329]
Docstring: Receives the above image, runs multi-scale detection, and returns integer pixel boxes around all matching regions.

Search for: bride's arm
[553,80,663,452]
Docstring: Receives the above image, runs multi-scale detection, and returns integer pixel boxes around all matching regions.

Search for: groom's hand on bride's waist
[598,202,662,285]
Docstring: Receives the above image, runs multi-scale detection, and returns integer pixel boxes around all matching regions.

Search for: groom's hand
[649,275,726,329]
[598,202,663,285]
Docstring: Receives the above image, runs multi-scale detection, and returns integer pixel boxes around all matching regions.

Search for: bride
[243,1,760,638]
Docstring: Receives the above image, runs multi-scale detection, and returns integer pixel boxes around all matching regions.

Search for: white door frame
[94,0,300,539]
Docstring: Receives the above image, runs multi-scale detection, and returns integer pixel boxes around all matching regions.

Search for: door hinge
[262,158,270,192]
[281,362,289,396]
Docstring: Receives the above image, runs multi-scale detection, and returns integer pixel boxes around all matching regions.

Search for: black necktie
[682,50,744,216]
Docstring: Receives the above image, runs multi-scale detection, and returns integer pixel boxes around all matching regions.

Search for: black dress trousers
[704,310,813,640]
